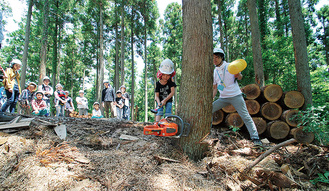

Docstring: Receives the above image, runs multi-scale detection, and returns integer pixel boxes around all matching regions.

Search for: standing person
[114,90,124,119]
[92,102,103,118]
[120,85,130,120]
[31,91,48,116]
[18,82,37,115]
[212,48,262,146]
[38,76,53,115]
[54,84,66,117]
[151,59,177,122]
[64,91,74,117]
[76,90,88,118]
[1,59,22,113]
[102,80,115,118]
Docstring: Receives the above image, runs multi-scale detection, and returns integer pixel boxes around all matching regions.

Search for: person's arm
[213,84,218,98]
[161,87,175,106]
[155,92,161,106]
[234,73,242,80]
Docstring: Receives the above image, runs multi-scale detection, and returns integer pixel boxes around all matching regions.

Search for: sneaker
[252,139,263,146]
[151,109,158,114]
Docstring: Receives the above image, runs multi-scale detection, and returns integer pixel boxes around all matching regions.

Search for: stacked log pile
[213,84,313,142]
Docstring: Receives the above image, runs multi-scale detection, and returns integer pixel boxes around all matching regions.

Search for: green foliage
[229,125,240,133]
[297,105,329,146]
[310,171,329,185]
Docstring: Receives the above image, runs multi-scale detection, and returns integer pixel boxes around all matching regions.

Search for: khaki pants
[104,101,114,118]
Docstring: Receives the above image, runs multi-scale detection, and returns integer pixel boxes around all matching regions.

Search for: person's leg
[61,105,65,117]
[212,98,230,114]
[155,105,164,122]
[9,86,19,113]
[104,102,110,118]
[230,94,259,140]
[109,102,115,118]
[1,89,14,112]
[164,102,173,117]
[56,105,61,117]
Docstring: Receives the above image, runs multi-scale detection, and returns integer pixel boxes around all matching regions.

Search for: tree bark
[98,3,105,103]
[20,0,33,89]
[115,1,120,90]
[130,7,135,121]
[39,0,49,85]
[247,0,265,87]
[179,0,213,161]
[217,0,224,47]
[120,0,125,86]
[288,0,313,108]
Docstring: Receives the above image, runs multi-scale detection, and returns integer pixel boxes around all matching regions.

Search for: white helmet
[55,83,63,89]
[43,76,50,81]
[159,59,174,74]
[213,48,225,57]
[11,59,22,67]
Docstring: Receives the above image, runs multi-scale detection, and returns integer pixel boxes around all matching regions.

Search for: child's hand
[35,110,39,114]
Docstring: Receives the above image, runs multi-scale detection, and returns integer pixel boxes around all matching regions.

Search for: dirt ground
[0,114,328,191]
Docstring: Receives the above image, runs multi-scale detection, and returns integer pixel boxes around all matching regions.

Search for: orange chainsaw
[143,115,190,138]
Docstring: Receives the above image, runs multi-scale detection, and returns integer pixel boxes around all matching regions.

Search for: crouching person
[32,91,48,116]
[18,82,37,115]
[91,102,103,119]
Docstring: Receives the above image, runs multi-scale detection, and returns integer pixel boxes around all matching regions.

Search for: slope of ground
[0,115,328,190]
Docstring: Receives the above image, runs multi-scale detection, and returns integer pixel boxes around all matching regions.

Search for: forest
[0,0,328,135]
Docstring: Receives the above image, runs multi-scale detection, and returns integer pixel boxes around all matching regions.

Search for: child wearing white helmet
[32,91,48,116]
[76,90,88,118]
[91,102,103,119]
[1,59,22,113]
[18,82,37,115]
[37,76,53,114]
[54,83,66,117]
[151,59,177,122]
[212,47,262,146]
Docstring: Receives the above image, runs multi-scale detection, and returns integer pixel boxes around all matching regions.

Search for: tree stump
[281,110,300,127]
[245,100,260,115]
[283,91,305,109]
[261,102,282,120]
[252,117,266,135]
[241,84,261,99]
[290,128,314,144]
[222,104,236,113]
[212,109,224,125]
[225,113,244,128]
[267,120,290,139]
[261,84,283,102]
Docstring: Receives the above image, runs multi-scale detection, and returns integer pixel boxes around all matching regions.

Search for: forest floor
[0,114,328,191]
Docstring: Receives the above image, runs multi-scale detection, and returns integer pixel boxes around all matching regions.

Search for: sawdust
[0,115,328,190]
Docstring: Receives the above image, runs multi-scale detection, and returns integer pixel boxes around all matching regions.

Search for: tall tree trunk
[98,3,105,103]
[52,0,59,87]
[217,0,224,47]
[115,1,120,90]
[179,0,213,161]
[288,0,313,108]
[258,0,267,49]
[131,7,135,121]
[39,0,49,85]
[20,0,33,88]
[274,0,283,36]
[247,0,265,87]
[120,0,125,86]
[144,21,148,122]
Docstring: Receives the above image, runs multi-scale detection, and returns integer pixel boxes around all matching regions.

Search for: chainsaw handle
[165,115,185,138]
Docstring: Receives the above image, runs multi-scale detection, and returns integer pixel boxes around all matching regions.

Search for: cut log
[225,113,244,128]
[261,102,282,120]
[212,109,224,125]
[290,128,314,144]
[267,120,290,140]
[222,104,236,113]
[281,110,300,127]
[261,84,283,102]
[252,117,267,135]
[245,100,260,115]
[0,120,32,130]
[283,91,305,109]
[241,84,261,99]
